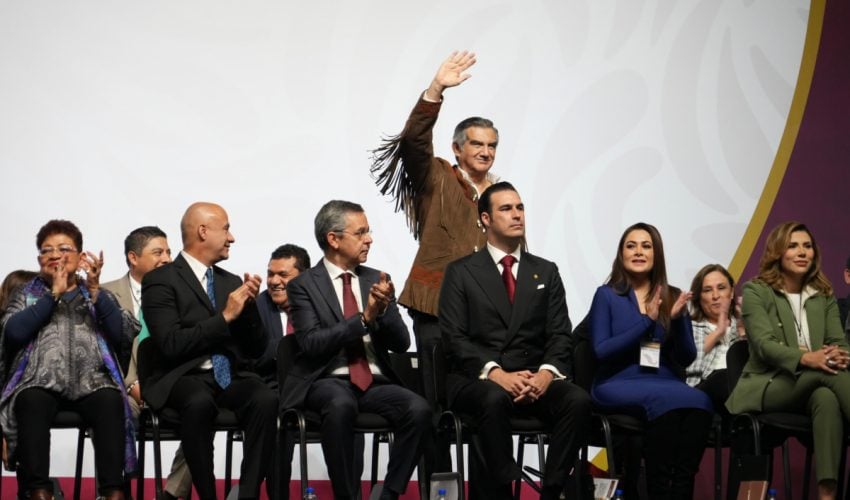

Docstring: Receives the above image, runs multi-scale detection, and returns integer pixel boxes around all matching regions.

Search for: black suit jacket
[252,290,285,384]
[279,260,410,409]
[438,248,573,405]
[140,253,267,410]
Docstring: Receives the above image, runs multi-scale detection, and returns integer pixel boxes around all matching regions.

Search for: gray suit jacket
[279,259,409,409]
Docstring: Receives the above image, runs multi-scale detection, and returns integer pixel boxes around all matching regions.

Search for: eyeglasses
[38,246,78,257]
[335,229,373,240]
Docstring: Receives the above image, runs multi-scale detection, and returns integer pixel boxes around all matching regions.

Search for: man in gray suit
[102,226,190,500]
[280,200,431,500]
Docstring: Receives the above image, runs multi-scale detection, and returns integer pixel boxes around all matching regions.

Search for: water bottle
[436,488,447,500]
[612,489,625,500]
[766,488,777,500]
[303,486,318,500]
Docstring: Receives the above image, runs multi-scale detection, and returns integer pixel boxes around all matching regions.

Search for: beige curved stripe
[728,0,826,281]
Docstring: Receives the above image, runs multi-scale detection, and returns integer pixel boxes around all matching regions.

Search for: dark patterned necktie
[341,273,372,391]
[206,267,231,388]
[500,255,516,304]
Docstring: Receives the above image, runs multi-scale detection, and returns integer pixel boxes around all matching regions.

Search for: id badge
[640,341,661,368]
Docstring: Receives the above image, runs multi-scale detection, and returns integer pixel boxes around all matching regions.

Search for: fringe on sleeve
[369,133,425,240]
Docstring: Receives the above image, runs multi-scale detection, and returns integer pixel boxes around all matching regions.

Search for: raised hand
[671,290,692,319]
[79,250,104,301]
[425,50,477,101]
[645,285,663,321]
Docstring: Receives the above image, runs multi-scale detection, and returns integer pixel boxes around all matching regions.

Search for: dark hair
[314,200,365,251]
[607,222,678,331]
[453,117,498,149]
[0,270,38,311]
[123,226,168,268]
[689,264,735,322]
[756,221,831,295]
[36,220,83,251]
[269,244,311,272]
[478,181,518,222]
[845,255,850,271]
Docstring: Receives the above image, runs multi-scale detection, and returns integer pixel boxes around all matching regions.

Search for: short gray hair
[314,200,365,251]
[452,116,498,149]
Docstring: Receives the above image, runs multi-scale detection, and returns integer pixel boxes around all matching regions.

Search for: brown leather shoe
[28,489,53,500]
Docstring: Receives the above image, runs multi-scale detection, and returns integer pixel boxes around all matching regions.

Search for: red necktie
[285,316,295,335]
[500,255,516,304]
[341,273,373,391]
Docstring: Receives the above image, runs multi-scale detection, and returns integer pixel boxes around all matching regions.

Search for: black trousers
[304,377,432,499]
[15,387,125,496]
[643,408,713,500]
[696,369,731,416]
[165,372,278,500]
[410,310,453,482]
[451,379,592,500]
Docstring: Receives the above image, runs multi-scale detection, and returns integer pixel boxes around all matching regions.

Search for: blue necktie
[206,267,231,388]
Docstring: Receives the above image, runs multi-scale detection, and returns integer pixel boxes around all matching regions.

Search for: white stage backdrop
[0,0,808,480]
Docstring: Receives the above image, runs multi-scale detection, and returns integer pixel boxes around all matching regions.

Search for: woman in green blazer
[726,221,850,500]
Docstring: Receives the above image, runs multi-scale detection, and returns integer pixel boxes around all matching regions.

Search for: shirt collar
[128,273,142,296]
[181,250,209,284]
[456,166,500,197]
[486,242,521,267]
[323,258,355,281]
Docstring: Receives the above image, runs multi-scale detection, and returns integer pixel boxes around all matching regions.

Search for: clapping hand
[364,272,394,323]
[222,273,262,323]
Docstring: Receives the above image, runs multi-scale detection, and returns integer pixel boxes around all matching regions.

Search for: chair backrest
[571,317,596,392]
[388,351,422,396]
[431,343,450,409]
[725,340,750,393]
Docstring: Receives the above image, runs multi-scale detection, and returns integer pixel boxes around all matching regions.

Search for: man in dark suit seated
[254,243,311,390]
[281,200,431,500]
[141,202,278,500]
[439,182,592,500]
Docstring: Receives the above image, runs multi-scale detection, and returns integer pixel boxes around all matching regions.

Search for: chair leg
[513,436,525,500]
[714,421,722,500]
[782,440,792,500]
[801,443,812,500]
[371,434,381,489]
[153,414,164,499]
[137,426,146,500]
[224,430,234,496]
[74,428,85,500]
[297,415,309,499]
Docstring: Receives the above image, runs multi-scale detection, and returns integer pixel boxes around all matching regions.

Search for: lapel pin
[533,274,538,280]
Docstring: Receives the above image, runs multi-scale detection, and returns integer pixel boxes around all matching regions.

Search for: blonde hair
[756,221,832,295]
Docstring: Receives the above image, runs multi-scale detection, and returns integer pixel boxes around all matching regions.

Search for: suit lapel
[174,255,215,313]
[115,273,135,313]
[312,262,344,321]
[774,291,802,349]
[468,249,511,327]
[804,293,825,349]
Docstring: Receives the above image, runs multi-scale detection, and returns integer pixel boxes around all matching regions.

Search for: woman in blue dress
[589,222,713,499]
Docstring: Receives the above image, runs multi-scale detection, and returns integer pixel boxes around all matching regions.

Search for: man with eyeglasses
[280,200,431,500]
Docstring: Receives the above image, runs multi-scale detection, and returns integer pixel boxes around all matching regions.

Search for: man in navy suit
[141,202,278,500]
[254,243,311,389]
[439,182,592,500]
[280,200,431,500]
